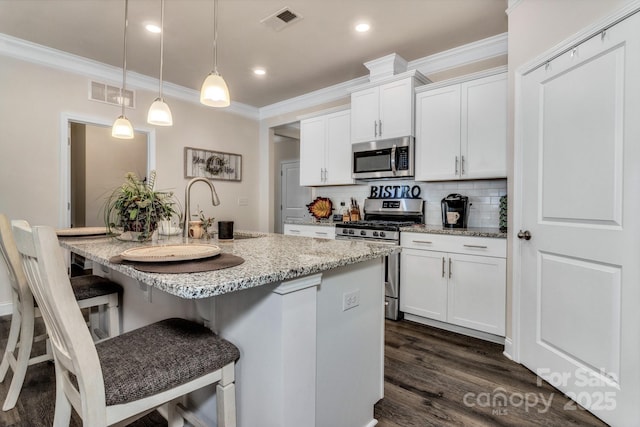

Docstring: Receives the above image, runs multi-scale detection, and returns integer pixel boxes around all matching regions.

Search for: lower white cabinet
[400,232,506,336]
[284,224,335,239]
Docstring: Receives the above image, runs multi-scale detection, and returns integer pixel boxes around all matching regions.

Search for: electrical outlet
[343,289,360,311]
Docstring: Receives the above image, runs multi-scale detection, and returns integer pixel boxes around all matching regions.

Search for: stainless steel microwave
[352,136,414,180]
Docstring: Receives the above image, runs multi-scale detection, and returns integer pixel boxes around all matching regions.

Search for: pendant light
[147,0,173,126]
[112,0,134,139]
[200,0,230,107]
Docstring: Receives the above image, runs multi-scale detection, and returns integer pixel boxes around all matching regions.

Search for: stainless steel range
[335,198,424,320]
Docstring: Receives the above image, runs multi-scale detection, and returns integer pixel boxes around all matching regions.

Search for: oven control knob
[379,231,386,238]
[360,230,367,236]
[349,229,354,235]
[342,229,348,234]
[373,231,379,237]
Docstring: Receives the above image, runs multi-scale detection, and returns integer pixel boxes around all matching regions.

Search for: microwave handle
[390,144,397,175]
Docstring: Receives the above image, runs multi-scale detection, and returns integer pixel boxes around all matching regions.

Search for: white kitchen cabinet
[284,223,335,239]
[400,232,506,337]
[350,71,428,143]
[300,109,353,186]
[415,69,507,181]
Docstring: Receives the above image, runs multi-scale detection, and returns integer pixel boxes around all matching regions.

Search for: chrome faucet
[183,177,220,238]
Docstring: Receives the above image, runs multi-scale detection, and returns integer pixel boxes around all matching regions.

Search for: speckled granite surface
[59,232,395,299]
[399,225,506,239]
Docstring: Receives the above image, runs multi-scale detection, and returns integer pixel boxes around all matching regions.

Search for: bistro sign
[370,185,421,199]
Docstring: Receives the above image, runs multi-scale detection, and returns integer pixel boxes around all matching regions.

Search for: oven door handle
[390,144,397,175]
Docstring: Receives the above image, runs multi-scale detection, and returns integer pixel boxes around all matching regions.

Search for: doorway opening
[272,122,310,233]
[59,114,155,229]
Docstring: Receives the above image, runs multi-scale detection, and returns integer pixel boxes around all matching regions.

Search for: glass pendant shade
[147,98,173,126]
[200,72,230,107]
[112,116,135,139]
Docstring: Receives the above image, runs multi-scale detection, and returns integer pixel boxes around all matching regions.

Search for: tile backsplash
[314,179,507,228]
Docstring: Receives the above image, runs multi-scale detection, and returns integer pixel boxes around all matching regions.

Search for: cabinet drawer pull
[315,232,328,236]
[412,240,433,244]
[463,244,488,249]
[290,229,301,233]
[441,257,445,278]
[449,258,452,278]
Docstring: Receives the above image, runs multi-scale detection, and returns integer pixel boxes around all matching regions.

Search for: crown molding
[258,32,508,120]
[0,30,507,122]
[0,33,259,120]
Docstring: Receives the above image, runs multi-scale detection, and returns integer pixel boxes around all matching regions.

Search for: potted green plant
[104,171,177,241]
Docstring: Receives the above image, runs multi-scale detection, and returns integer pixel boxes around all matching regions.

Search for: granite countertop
[59,232,395,299]
[399,224,507,239]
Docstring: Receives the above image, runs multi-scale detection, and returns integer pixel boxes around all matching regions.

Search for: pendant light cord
[213,0,218,74]
[121,0,129,116]
[159,0,165,99]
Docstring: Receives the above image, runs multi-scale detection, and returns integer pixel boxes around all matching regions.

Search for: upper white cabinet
[415,68,507,181]
[300,109,353,186]
[350,71,429,143]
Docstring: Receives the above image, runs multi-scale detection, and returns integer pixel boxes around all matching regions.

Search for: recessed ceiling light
[253,68,266,76]
[145,24,161,34]
[355,23,370,33]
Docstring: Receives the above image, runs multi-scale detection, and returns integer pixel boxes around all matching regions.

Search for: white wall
[0,55,259,312]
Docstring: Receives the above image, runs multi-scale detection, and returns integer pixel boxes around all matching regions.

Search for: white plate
[120,244,221,262]
[56,226,108,237]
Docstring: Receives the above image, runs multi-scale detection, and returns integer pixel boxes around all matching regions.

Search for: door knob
[517,230,532,240]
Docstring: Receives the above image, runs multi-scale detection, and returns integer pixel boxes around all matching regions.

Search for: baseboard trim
[403,313,505,345]
[0,301,13,316]
[503,337,514,360]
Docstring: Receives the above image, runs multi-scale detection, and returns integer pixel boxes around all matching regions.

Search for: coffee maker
[441,194,469,228]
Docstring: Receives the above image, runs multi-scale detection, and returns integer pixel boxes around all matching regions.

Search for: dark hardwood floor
[375,320,608,427]
[0,316,608,426]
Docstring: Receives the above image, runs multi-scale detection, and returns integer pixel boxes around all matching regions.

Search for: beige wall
[0,55,259,312]
[84,124,147,227]
[505,0,631,340]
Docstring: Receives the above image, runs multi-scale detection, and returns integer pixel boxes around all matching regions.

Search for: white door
[299,116,325,186]
[518,12,640,425]
[350,87,379,142]
[448,253,505,336]
[462,73,507,179]
[378,78,413,140]
[280,161,311,233]
[414,85,461,181]
[324,110,353,185]
[400,249,447,321]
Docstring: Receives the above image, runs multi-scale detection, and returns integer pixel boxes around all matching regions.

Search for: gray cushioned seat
[70,275,123,300]
[95,318,240,406]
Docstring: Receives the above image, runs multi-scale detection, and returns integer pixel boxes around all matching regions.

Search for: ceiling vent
[260,7,303,31]
[89,81,135,108]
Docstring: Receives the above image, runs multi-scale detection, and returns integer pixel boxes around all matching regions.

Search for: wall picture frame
[184,147,242,181]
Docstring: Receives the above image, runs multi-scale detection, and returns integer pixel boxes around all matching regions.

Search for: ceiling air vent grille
[260,7,303,31]
[89,80,135,108]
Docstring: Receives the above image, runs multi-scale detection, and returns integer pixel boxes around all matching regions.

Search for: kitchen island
[59,232,394,427]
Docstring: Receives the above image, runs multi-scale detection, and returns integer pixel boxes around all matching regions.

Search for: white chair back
[11,221,108,422]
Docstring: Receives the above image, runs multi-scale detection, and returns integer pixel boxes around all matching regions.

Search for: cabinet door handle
[449,258,452,278]
[323,168,327,182]
[463,244,488,249]
[461,155,466,175]
[442,256,445,278]
[374,120,378,137]
[455,156,459,175]
[379,120,382,137]
[412,240,433,244]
